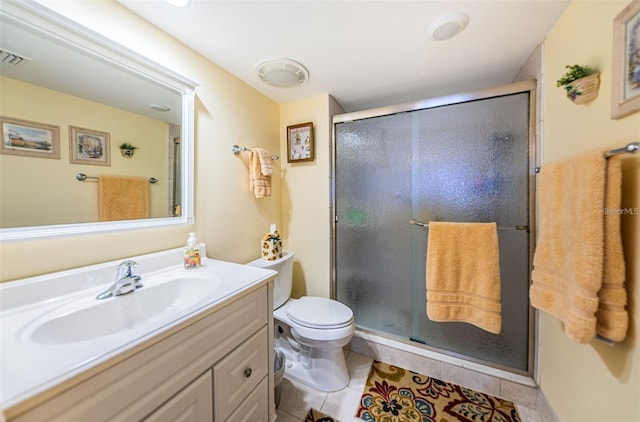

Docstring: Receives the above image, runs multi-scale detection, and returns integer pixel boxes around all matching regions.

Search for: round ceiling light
[428,12,469,41]
[165,0,190,7]
[255,58,309,88]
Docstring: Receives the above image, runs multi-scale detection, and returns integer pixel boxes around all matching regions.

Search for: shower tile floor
[276,350,549,422]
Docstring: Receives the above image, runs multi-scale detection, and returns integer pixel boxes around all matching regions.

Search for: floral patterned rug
[356,361,521,422]
[306,408,340,422]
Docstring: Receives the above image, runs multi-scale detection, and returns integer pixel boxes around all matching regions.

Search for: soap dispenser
[261,224,282,261]
[184,232,201,269]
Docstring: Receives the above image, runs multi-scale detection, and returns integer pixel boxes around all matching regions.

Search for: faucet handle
[117,260,138,278]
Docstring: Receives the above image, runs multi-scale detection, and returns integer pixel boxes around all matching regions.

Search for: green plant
[556,64,596,100]
[119,142,138,150]
[556,64,595,87]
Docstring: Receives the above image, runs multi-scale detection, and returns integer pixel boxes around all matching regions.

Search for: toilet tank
[246,250,294,310]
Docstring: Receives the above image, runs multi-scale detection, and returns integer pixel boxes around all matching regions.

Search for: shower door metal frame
[330,80,538,377]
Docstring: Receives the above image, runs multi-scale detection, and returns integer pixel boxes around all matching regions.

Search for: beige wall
[0,0,280,281]
[541,1,640,421]
[0,76,169,227]
[279,94,343,299]
[4,4,639,420]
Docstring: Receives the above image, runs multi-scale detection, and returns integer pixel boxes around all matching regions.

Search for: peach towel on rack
[426,222,502,334]
[99,176,150,222]
[529,150,627,344]
[249,147,272,198]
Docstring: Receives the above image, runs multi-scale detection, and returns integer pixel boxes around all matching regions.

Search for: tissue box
[261,232,282,261]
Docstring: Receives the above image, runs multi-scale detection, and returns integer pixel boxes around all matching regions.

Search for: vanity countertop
[0,248,275,412]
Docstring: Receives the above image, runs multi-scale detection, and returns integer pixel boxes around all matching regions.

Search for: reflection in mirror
[0,1,198,240]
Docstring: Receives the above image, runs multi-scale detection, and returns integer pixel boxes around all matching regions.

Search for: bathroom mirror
[0,1,198,241]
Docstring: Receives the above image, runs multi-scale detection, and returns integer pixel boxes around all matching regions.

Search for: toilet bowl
[246,251,355,392]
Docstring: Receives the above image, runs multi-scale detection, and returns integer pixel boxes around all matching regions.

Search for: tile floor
[275,350,549,422]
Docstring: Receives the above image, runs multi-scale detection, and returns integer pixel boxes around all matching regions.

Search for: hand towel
[426,222,502,334]
[529,150,627,344]
[254,147,273,176]
[99,176,150,222]
[249,149,271,198]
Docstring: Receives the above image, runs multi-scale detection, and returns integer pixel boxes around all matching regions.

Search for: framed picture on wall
[612,0,640,119]
[0,116,60,159]
[69,126,111,166]
[287,122,314,163]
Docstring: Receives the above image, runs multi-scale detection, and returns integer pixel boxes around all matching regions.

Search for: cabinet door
[143,370,212,422]
[224,378,269,422]
[214,328,268,421]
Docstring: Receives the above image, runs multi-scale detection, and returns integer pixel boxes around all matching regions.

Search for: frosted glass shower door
[334,88,533,373]
[410,93,531,371]
[334,113,413,337]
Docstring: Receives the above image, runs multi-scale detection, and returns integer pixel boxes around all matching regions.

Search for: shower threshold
[350,327,536,387]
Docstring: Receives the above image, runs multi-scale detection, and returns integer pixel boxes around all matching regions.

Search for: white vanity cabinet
[8,284,274,422]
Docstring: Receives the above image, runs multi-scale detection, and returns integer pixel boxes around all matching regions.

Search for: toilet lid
[286,297,354,329]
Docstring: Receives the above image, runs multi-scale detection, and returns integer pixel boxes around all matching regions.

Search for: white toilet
[247,250,355,392]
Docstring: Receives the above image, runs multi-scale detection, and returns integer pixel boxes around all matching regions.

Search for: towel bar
[76,173,158,184]
[534,141,639,173]
[410,219,528,231]
[232,144,279,160]
[604,141,639,158]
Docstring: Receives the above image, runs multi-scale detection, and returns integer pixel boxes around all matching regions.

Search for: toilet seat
[286,296,354,329]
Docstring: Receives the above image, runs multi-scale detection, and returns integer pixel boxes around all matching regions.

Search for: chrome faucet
[96,260,143,300]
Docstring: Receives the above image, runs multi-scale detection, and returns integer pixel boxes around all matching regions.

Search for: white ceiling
[0,12,182,125]
[119,0,570,113]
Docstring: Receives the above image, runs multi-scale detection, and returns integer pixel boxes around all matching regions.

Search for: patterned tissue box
[261,231,282,261]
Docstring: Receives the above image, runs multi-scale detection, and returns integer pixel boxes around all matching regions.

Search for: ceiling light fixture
[255,58,309,88]
[165,0,190,8]
[428,12,469,41]
[149,104,170,112]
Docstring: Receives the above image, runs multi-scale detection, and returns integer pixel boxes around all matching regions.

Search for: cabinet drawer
[214,327,268,421]
[225,378,269,422]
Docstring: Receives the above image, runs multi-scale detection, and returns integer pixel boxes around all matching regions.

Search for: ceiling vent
[0,49,31,66]
[255,58,309,88]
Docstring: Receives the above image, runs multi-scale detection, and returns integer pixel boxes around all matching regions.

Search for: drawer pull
[244,368,252,378]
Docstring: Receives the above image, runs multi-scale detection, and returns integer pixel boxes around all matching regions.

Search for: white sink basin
[26,274,219,344]
[1,248,276,410]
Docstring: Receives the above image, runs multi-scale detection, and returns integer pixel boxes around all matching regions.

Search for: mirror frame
[0,0,199,242]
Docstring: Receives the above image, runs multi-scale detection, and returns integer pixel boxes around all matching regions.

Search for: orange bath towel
[99,176,150,222]
[597,157,628,341]
[530,150,627,344]
[426,222,502,334]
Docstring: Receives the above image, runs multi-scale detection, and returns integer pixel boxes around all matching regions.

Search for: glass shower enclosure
[331,81,536,375]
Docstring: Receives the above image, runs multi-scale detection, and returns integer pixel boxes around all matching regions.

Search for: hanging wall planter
[119,142,138,158]
[556,64,600,104]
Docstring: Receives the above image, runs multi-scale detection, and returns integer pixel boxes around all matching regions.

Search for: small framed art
[0,116,60,159]
[287,122,314,163]
[69,126,111,166]
[612,0,640,119]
